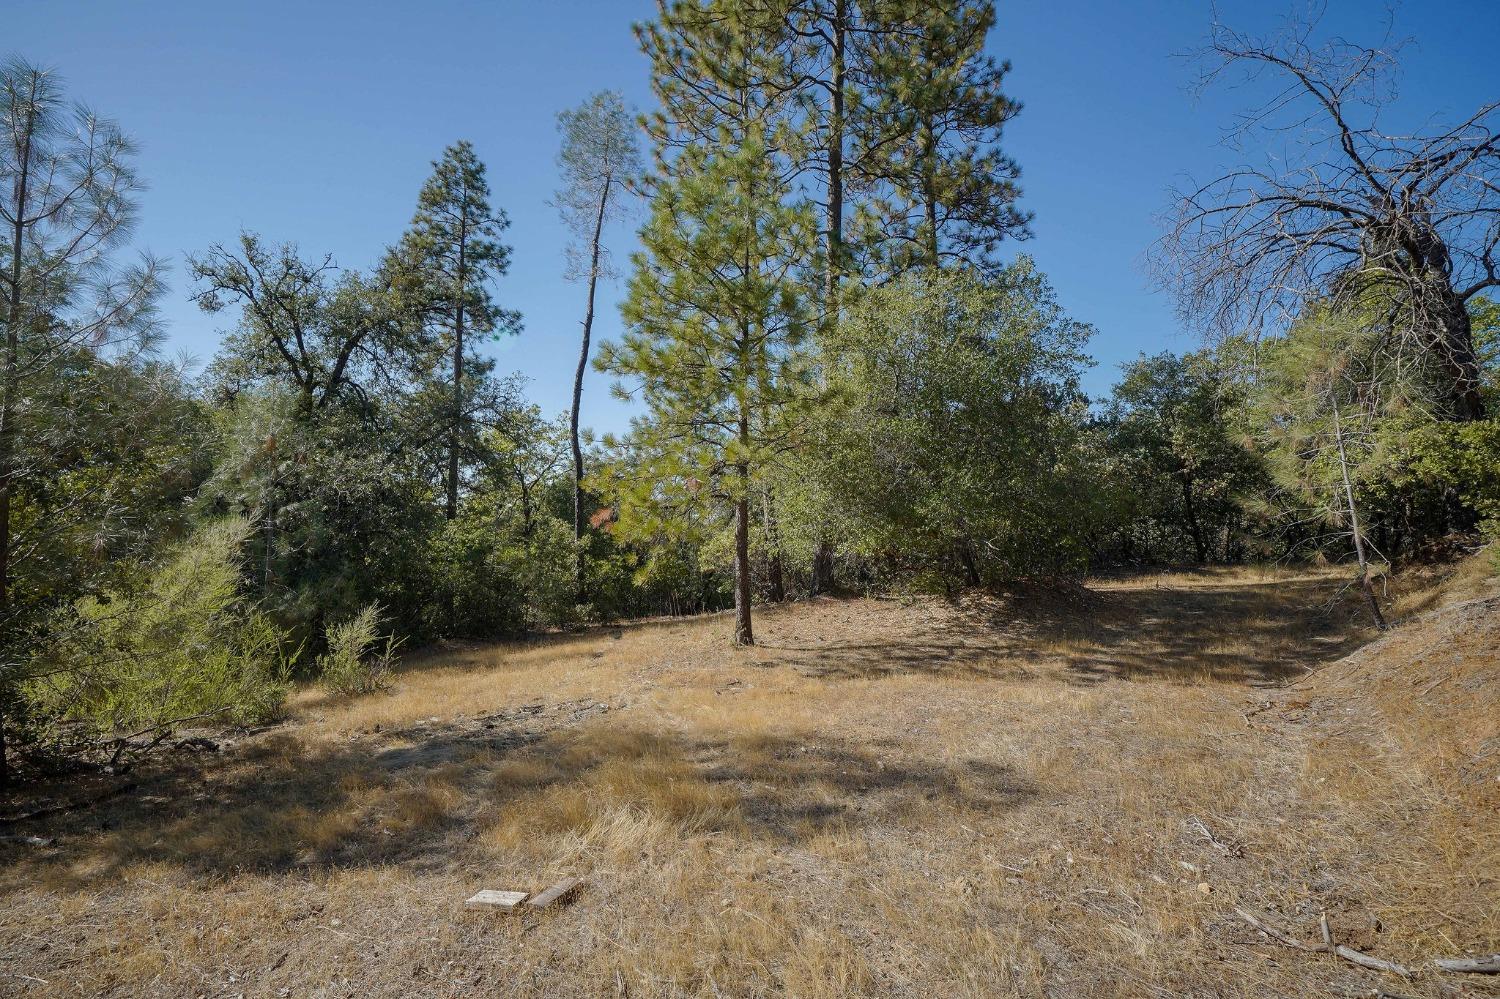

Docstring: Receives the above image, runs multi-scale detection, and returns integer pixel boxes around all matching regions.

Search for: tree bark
[572,175,612,592]
[734,488,754,646]
[823,0,845,321]
[959,541,981,587]
[1431,283,1486,421]
[0,95,36,789]
[0,92,34,615]
[812,541,834,595]
[810,2,846,599]
[1333,402,1387,630]
[1180,473,1207,564]
[920,114,940,267]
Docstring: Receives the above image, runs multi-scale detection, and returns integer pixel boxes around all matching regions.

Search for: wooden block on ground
[465,889,529,911]
[525,877,584,910]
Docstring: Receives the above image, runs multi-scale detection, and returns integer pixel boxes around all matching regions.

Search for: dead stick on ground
[1433,955,1500,974]
[1188,816,1242,857]
[1235,909,1319,951]
[1235,908,1413,977]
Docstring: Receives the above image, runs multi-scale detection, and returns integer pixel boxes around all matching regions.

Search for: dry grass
[1,563,1496,998]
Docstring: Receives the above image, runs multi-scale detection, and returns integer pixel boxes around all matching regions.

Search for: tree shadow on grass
[1,715,1035,892]
[766,572,1370,687]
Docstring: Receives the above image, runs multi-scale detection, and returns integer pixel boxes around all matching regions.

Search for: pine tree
[859,0,1030,272]
[600,124,818,646]
[391,141,519,519]
[0,59,163,785]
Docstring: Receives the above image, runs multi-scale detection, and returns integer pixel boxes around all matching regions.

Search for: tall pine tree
[390,141,519,519]
[602,38,818,643]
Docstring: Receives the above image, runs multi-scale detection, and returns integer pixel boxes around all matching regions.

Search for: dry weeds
[1,563,1496,998]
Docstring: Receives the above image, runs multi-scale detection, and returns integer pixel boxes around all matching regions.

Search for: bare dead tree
[1162,6,1499,421]
[554,91,640,571]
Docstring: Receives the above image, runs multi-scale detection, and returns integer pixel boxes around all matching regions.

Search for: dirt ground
[1,564,1496,998]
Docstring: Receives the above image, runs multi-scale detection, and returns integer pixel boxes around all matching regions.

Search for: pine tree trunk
[734,392,753,644]
[823,1,845,319]
[920,115,940,266]
[0,106,34,788]
[0,102,32,616]
[734,488,753,646]
[811,4,846,599]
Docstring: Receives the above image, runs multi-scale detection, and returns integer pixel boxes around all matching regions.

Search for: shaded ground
[0,564,1495,999]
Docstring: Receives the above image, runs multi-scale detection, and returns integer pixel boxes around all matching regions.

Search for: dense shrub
[26,519,293,745]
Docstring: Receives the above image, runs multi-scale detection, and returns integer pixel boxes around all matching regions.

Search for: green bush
[317,603,401,696]
[27,518,293,741]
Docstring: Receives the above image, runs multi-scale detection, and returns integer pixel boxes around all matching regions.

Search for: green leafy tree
[190,233,431,413]
[1104,351,1263,564]
[783,261,1094,591]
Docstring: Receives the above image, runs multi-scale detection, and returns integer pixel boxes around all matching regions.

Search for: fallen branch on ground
[1237,908,1413,976]
[1235,908,1500,979]
[1433,955,1500,975]
[1187,815,1244,857]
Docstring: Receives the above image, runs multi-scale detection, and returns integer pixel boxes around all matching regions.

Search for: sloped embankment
[1306,558,1499,787]
[1292,556,1500,966]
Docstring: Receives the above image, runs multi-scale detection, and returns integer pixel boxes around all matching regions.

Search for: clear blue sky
[9,0,1496,433]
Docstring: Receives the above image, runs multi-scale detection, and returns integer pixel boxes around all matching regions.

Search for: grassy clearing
[1,564,1495,998]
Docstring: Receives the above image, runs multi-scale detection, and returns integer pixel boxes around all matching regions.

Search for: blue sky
[9,0,1496,434]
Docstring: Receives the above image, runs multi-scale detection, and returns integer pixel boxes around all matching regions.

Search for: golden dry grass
[1,562,1496,998]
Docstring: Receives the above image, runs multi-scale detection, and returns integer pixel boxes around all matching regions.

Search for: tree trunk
[1333,402,1387,630]
[1430,285,1486,421]
[518,472,534,539]
[0,103,34,789]
[958,541,981,587]
[573,175,613,565]
[809,5,846,600]
[823,1,845,323]
[0,99,33,615]
[734,488,753,646]
[812,541,834,595]
[920,115,940,267]
[1180,473,1207,563]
